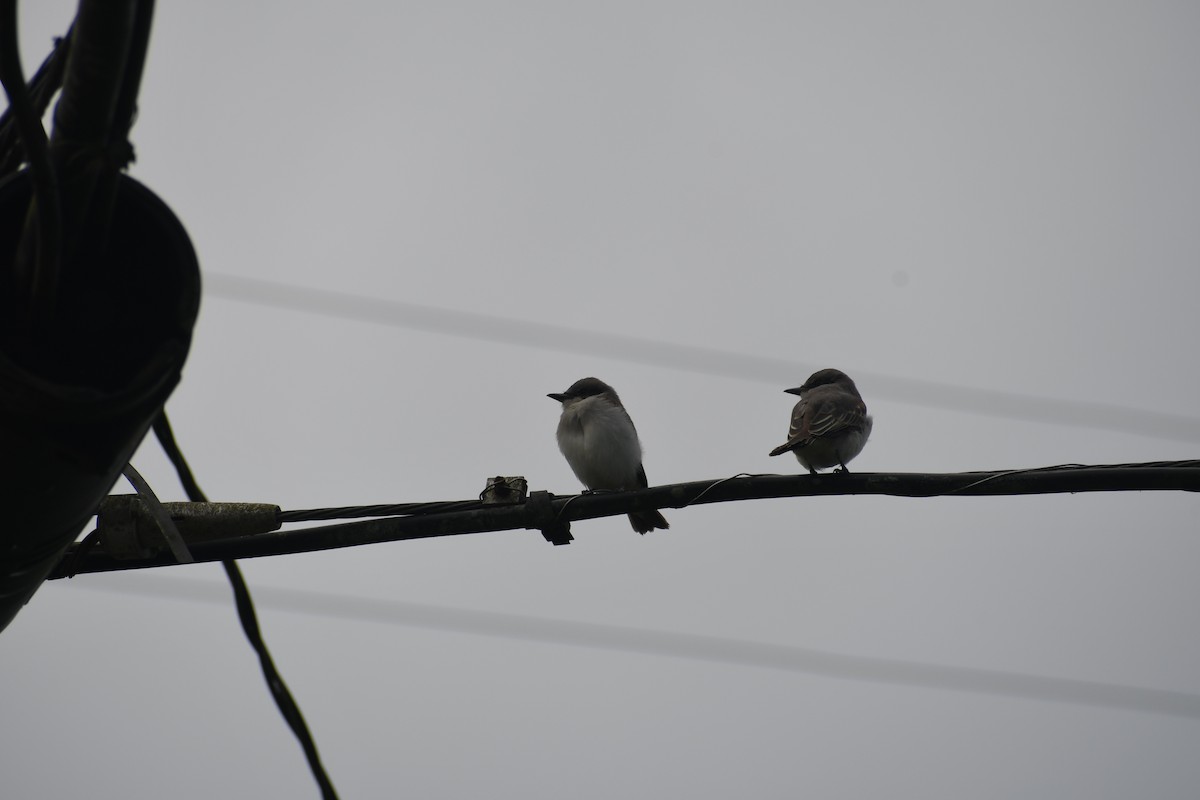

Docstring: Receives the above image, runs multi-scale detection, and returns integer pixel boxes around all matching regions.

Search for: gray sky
[5,2,1200,798]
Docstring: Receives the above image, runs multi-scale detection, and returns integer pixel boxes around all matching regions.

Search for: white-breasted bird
[769,368,873,473]
[548,377,669,534]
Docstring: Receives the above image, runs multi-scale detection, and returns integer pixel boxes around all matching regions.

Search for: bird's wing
[769,397,812,456]
[615,401,639,435]
[636,463,650,489]
[769,390,866,456]
[805,393,867,439]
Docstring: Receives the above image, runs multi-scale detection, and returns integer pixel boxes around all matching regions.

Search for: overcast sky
[5,2,1200,798]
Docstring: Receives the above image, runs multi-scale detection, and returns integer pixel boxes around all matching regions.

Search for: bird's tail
[768,442,793,457]
[628,510,669,534]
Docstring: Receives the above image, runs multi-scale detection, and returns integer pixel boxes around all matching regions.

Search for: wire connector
[480,476,528,505]
[97,495,281,560]
[480,476,574,545]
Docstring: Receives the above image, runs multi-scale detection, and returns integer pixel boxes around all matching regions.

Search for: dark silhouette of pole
[0,0,198,633]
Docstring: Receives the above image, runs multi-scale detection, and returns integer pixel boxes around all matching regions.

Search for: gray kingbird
[769,368,873,473]
[548,377,669,534]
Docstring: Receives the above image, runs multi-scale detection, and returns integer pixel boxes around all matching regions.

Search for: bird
[548,377,669,534]
[768,368,873,473]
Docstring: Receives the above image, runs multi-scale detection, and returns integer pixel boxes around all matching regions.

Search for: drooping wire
[152,412,340,800]
[151,414,207,501]
[222,561,338,800]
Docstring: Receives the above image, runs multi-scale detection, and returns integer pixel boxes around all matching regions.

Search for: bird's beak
[547,392,568,402]
[784,386,805,396]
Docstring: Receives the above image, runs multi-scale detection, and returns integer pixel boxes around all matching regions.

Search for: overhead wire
[67,573,1200,722]
[203,272,1200,444]
[278,499,484,524]
[49,461,1200,578]
[10,6,1189,794]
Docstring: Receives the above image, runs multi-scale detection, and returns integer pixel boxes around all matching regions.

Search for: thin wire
[280,499,484,524]
[553,493,585,523]
[222,562,338,800]
[683,473,759,506]
[203,272,1200,444]
[152,415,206,500]
[69,574,1200,722]
[945,461,1200,495]
[945,463,1089,495]
[281,462,1200,525]
[152,412,340,800]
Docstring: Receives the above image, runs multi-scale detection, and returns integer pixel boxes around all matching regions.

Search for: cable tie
[122,464,194,564]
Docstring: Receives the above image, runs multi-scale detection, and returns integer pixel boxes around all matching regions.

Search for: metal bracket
[525,490,572,546]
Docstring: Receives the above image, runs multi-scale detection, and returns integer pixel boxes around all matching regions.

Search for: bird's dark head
[785,368,855,396]
[548,377,617,404]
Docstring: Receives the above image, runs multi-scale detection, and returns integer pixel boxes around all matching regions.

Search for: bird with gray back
[769,368,873,473]
[548,378,669,534]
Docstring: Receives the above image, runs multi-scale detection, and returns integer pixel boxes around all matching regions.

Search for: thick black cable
[50,461,1200,578]
[0,24,72,174]
[153,412,339,800]
[281,461,1200,524]
[151,414,207,501]
[0,0,63,325]
[109,0,153,152]
[221,562,337,800]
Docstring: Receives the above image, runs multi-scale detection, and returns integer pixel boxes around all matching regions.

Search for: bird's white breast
[556,397,643,490]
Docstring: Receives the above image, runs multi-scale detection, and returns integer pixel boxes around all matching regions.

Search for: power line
[278,499,485,524]
[152,413,340,800]
[205,272,1200,443]
[50,462,1200,578]
[66,574,1200,721]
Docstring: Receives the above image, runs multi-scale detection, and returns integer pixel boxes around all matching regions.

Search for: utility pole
[0,0,198,632]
